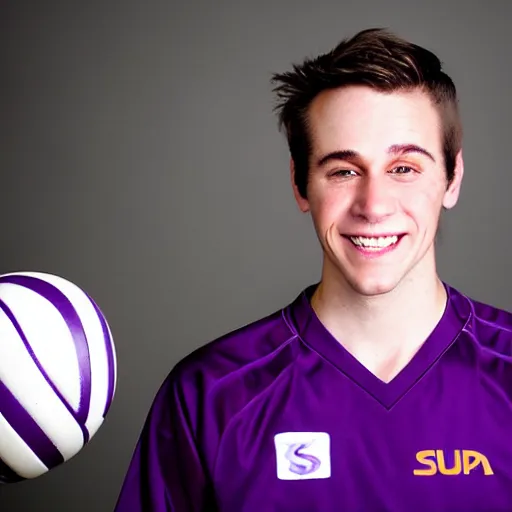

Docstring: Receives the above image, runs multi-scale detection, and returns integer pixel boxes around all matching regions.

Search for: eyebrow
[316,143,436,167]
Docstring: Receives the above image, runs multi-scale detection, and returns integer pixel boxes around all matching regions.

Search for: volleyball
[0,271,117,483]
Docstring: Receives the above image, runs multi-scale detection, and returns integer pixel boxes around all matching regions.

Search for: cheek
[401,181,445,225]
[309,191,348,227]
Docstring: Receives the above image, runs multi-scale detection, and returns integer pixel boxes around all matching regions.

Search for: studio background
[1,1,510,510]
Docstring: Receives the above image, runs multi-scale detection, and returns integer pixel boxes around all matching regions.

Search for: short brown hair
[271,28,462,199]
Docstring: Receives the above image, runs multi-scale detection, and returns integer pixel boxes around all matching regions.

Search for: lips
[341,233,406,255]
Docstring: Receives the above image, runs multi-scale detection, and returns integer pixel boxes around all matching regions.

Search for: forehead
[307,86,442,159]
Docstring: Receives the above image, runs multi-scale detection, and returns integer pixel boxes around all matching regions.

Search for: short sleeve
[114,374,217,512]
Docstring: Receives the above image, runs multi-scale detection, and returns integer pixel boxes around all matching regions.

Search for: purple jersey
[115,283,512,511]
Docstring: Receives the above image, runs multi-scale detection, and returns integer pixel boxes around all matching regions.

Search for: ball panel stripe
[0,413,48,479]
[0,296,89,444]
[29,273,112,437]
[0,275,92,433]
[87,294,116,417]
[2,283,82,410]
[0,380,64,471]
[0,331,87,462]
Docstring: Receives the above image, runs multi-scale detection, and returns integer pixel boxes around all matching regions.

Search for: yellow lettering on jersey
[413,450,493,476]
[414,450,437,476]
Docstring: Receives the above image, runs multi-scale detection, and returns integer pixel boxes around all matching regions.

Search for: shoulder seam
[281,306,299,337]
[207,330,299,398]
[462,291,512,334]
[472,314,512,334]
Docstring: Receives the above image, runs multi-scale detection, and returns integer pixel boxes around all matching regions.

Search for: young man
[115,28,512,511]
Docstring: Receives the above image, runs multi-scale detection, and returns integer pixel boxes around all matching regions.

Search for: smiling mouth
[343,234,405,251]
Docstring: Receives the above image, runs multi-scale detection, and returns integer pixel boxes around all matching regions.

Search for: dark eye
[391,166,414,174]
[330,169,358,178]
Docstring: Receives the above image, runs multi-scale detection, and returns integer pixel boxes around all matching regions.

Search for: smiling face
[292,86,464,297]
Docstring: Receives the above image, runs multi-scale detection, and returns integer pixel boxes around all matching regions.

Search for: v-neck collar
[285,282,471,409]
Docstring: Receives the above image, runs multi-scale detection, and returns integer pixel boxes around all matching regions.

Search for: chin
[345,273,403,297]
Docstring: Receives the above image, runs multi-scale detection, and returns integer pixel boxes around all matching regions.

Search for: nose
[350,174,397,223]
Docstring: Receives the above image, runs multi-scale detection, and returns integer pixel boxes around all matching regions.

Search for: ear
[290,158,310,213]
[442,150,464,210]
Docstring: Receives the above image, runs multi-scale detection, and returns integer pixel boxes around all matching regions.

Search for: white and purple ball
[0,272,116,483]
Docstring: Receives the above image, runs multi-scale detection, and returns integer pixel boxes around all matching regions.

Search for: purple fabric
[0,275,92,443]
[114,283,512,512]
[0,380,64,471]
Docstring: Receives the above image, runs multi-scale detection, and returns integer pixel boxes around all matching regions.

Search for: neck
[310,266,448,383]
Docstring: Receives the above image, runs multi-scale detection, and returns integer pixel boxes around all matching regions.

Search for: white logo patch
[274,432,331,480]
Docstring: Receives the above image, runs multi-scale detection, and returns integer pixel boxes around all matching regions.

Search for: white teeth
[349,235,399,248]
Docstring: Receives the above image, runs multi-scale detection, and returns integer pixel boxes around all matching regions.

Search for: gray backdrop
[0,0,510,510]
